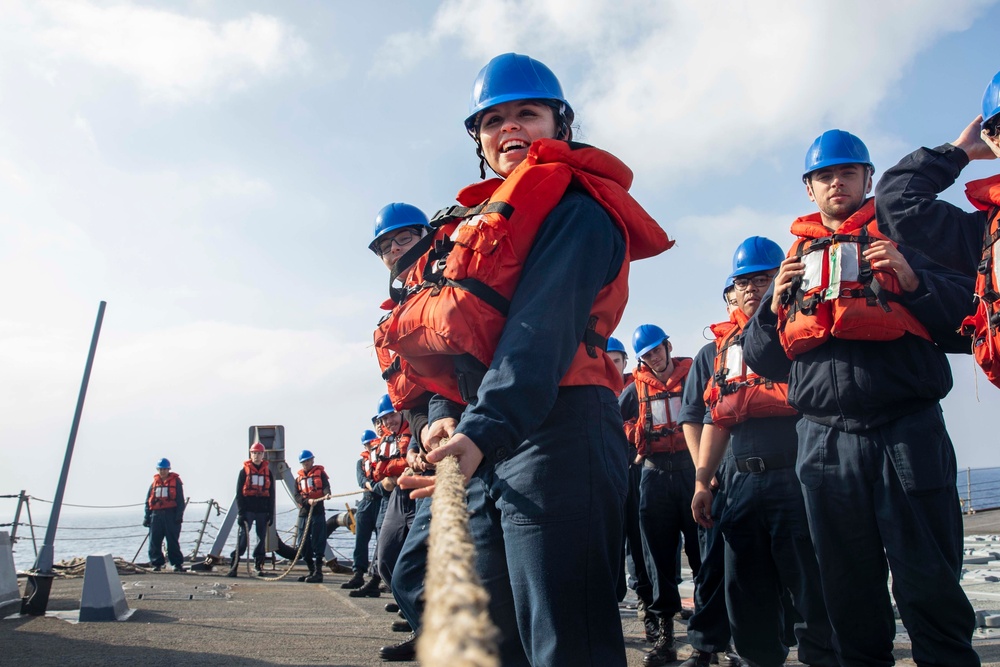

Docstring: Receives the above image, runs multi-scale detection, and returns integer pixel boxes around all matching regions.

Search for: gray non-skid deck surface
[5,510,1000,666]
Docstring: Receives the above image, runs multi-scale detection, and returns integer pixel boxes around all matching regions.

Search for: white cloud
[33,1,309,103]
[379,0,994,181]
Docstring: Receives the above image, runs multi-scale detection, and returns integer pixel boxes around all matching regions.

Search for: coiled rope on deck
[418,455,499,667]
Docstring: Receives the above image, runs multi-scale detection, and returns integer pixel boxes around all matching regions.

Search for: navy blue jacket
[876,144,988,276]
[678,342,716,426]
[742,227,975,433]
[429,190,626,466]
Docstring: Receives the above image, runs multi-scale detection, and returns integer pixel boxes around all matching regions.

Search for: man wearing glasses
[691,237,836,667]
[876,70,1000,388]
[741,130,979,666]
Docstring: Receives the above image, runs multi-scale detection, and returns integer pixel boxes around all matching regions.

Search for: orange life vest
[777,199,932,358]
[961,175,1000,388]
[705,308,798,428]
[148,472,180,511]
[241,460,271,498]
[630,358,693,456]
[373,424,411,482]
[377,139,672,404]
[296,465,327,500]
[374,314,433,410]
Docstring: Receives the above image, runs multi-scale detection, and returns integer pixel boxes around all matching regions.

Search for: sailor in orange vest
[227,442,275,577]
[690,237,836,667]
[876,69,1000,388]
[395,53,671,666]
[742,131,978,666]
[618,324,699,666]
[143,457,186,572]
[294,449,331,583]
[673,278,743,667]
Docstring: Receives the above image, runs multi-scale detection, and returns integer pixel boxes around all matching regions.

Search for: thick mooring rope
[417,455,499,667]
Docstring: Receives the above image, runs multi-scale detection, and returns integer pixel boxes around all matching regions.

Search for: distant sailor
[294,449,331,583]
[143,457,186,572]
[227,442,275,577]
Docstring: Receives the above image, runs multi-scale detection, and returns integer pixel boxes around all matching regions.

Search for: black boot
[379,632,417,661]
[341,571,365,589]
[305,558,324,583]
[297,559,315,582]
[350,574,382,597]
[679,649,716,667]
[643,618,677,666]
[226,551,239,578]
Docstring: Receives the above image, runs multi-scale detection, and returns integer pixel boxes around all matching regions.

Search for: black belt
[643,452,693,472]
[734,450,796,474]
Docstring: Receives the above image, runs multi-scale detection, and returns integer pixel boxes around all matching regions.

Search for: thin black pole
[33,301,106,574]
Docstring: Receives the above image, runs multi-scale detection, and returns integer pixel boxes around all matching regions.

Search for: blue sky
[1,0,997,516]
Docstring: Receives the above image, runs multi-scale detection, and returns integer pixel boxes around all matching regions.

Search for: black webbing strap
[429,201,515,227]
[444,278,511,316]
[979,207,1000,305]
[388,233,437,304]
[381,356,401,381]
[582,316,607,358]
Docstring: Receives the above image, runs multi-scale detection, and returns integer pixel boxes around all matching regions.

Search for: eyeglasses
[732,275,774,291]
[376,230,419,256]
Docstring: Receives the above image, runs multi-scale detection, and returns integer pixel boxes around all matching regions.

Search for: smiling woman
[379,53,673,666]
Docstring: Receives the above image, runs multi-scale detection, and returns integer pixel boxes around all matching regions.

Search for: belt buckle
[745,457,766,473]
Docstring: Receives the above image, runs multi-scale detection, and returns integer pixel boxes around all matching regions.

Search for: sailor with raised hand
[742,130,979,666]
[876,69,1000,388]
[389,53,671,666]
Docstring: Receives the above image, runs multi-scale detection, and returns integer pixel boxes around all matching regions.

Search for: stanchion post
[191,500,213,560]
[10,491,26,545]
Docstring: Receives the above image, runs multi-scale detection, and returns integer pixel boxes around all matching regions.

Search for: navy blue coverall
[427,190,629,667]
[741,233,979,667]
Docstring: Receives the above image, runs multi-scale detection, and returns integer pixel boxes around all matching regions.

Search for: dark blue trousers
[797,406,978,667]
[233,510,269,565]
[391,494,431,630]
[148,510,183,568]
[377,486,415,586]
[721,463,837,666]
[686,462,732,654]
[466,386,628,667]
[623,460,653,606]
[297,505,327,564]
[352,491,379,574]
[639,451,702,623]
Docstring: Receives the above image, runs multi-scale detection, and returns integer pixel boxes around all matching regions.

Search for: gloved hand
[142,516,151,528]
[237,513,245,526]
[265,514,273,526]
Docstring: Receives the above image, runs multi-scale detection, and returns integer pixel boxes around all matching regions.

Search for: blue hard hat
[730,236,785,278]
[362,429,378,444]
[632,324,669,358]
[155,458,170,469]
[375,394,395,421]
[464,53,572,134]
[802,129,873,180]
[606,336,627,356]
[982,70,1000,129]
[298,449,314,463]
[369,203,430,253]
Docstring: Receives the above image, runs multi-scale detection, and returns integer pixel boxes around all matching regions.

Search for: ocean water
[4,502,363,574]
[5,466,1000,572]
